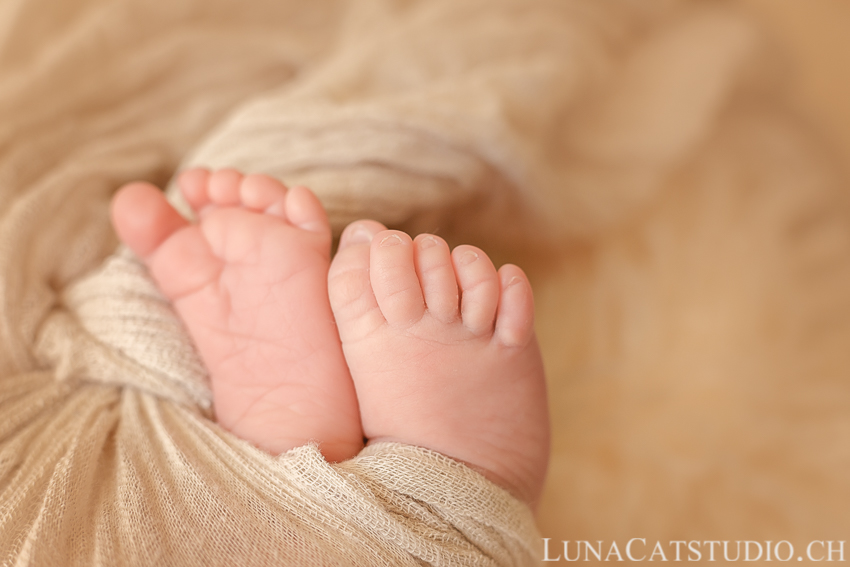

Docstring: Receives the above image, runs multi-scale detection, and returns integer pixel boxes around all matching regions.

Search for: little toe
[328,220,387,340]
[285,185,331,235]
[413,234,459,323]
[177,168,211,211]
[111,181,189,259]
[239,174,288,216]
[494,264,535,347]
[371,230,426,326]
[207,168,243,206]
[453,245,500,336]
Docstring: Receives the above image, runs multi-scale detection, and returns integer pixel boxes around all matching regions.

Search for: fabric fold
[1,373,540,564]
[178,0,769,240]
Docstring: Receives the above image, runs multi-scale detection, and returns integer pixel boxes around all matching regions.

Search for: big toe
[328,220,386,340]
[111,181,188,258]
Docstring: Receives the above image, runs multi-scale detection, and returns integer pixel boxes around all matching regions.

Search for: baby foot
[328,221,550,505]
[111,168,363,462]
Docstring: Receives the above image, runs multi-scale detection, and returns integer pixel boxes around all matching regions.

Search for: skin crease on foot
[111,168,550,507]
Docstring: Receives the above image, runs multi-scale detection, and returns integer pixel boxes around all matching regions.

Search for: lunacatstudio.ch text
[543,538,846,562]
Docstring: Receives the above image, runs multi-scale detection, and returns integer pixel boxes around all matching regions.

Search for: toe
[178,168,211,211]
[494,264,535,347]
[111,181,189,259]
[239,174,288,216]
[285,185,331,235]
[112,180,219,301]
[453,245,500,336]
[371,230,426,326]
[146,225,221,301]
[413,234,459,323]
[207,168,243,206]
[328,220,387,341]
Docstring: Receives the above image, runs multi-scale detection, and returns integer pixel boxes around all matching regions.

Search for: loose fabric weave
[0,0,815,564]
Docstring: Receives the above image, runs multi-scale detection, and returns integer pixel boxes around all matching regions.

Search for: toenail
[380,234,404,247]
[347,225,373,244]
[506,276,523,288]
[419,236,438,250]
[458,250,479,266]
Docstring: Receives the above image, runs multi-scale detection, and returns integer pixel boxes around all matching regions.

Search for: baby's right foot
[328,221,550,505]
[111,169,363,462]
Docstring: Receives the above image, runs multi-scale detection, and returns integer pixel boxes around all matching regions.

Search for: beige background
[743,0,850,166]
[536,0,850,542]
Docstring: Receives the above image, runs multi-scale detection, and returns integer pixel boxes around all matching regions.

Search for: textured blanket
[1,0,848,564]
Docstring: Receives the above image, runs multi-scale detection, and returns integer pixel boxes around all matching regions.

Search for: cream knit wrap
[0,0,802,564]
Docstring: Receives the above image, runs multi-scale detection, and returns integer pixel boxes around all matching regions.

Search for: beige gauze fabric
[0,0,785,564]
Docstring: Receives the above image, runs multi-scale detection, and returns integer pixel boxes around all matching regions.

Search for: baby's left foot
[328,221,550,505]
[111,169,363,462]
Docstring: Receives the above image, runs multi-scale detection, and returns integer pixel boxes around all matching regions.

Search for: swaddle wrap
[0,0,781,564]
